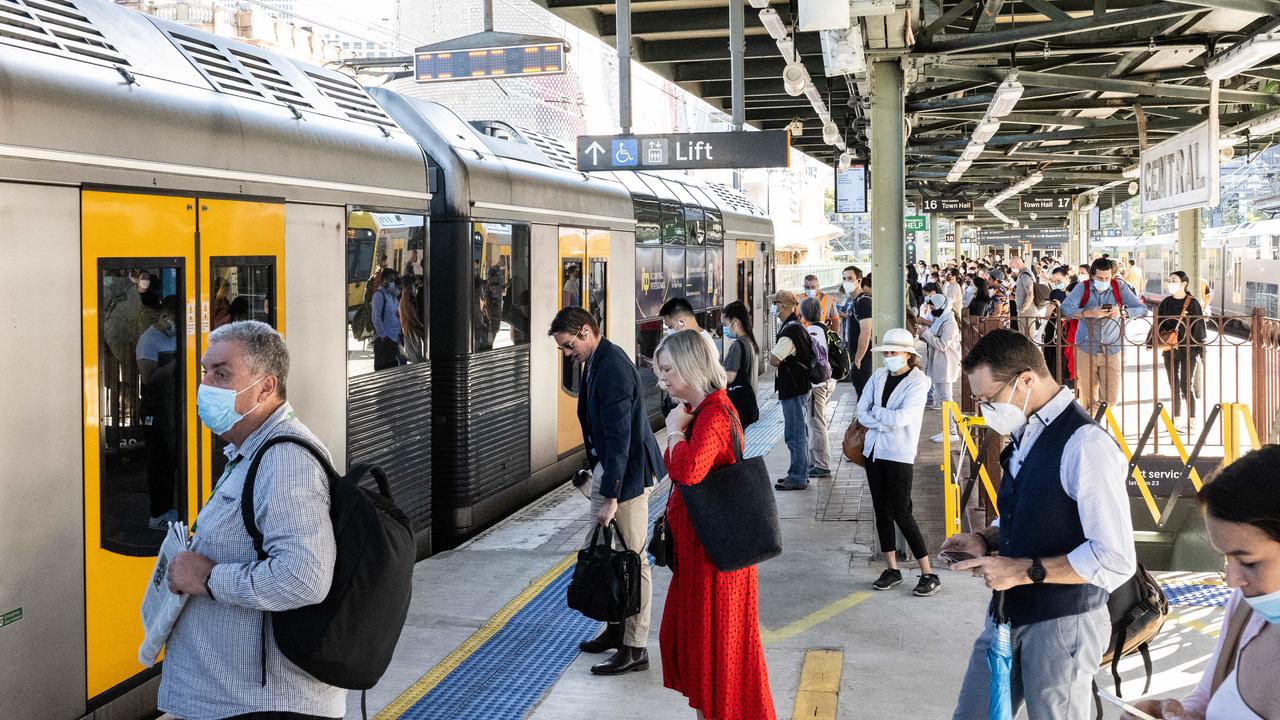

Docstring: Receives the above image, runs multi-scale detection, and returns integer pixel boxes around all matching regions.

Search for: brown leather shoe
[590,645,649,675]
[577,623,623,654]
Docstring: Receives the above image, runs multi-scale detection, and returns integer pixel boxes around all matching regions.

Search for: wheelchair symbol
[611,139,639,167]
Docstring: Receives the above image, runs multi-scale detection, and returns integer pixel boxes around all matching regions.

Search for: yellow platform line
[791,649,843,720]
[374,552,577,719]
[761,591,871,646]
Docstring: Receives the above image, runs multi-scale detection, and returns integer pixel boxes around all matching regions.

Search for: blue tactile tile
[1161,583,1233,608]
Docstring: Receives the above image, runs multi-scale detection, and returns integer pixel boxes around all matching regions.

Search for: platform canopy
[535,0,1280,228]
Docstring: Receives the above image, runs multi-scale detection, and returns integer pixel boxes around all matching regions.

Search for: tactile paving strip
[1162,583,1233,608]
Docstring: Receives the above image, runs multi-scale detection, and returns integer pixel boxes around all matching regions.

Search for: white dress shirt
[1000,387,1137,593]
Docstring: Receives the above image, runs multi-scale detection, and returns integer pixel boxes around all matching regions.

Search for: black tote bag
[677,406,782,572]
[566,521,642,623]
[725,339,759,429]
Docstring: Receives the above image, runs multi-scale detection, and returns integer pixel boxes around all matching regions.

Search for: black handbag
[648,514,674,568]
[566,521,642,623]
[725,339,759,429]
[677,406,782,572]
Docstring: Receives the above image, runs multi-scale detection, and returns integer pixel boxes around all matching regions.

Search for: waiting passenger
[1125,445,1280,720]
[654,329,776,720]
[849,274,874,398]
[768,290,813,491]
[137,294,180,530]
[802,273,840,333]
[1060,257,1149,416]
[659,297,717,356]
[160,321,344,720]
[919,290,961,425]
[945,329,1135,720]
[1159,271,1206,432]
[550,307,664,676]
[371,267,402,371]
[721,300,759,429]
[856,328,940,596]
[800,297,835,479]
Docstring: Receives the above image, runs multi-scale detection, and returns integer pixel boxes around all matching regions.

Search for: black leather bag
[648,514,674,568]
[677,407,782,572]
[566,521,642,623]
[725,339,759,429]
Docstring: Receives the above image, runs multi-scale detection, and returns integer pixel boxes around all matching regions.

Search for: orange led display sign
[415,42,566,82]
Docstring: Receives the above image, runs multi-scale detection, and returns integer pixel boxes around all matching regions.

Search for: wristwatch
[1028,558,1047,584]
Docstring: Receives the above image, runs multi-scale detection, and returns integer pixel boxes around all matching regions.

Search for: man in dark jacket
[768,290,815,490]
[550,306,665,676]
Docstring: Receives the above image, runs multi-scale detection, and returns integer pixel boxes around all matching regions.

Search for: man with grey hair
[800,297,836,478]
[161,320,344,720]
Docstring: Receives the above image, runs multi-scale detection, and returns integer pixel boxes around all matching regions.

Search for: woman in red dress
[655,329,776,720]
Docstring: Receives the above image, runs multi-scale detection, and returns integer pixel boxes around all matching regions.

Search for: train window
[686,247,708,310]
[98,262,185,556]
[634,197,661,245]
[210,258,277,483]
[559,228,587,393]
[635,317,666,416]
[707,246,724,308]
[588,229,610,336]
[660,201,686,244]
[636,245,666,320]
[473,221,531,352]
[346,212,428,376]
[699,308,724,356]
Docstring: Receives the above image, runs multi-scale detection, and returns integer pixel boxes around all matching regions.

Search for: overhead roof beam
[969,0,1006,33]
[918,3,1200,54]
[598,7,793,39]
[673,56,825,82]
[1164,0,1280,14]
[925,0,978,34]
[925,64,1280,105]
[640,33,822,63]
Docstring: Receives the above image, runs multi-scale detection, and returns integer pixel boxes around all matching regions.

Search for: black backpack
[1032,281,1051,308]
[824,327,851,382]
[241,435,415,692]
[1093,562,1169,717]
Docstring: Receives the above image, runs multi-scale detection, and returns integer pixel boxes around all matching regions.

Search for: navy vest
[995,401,1110,627]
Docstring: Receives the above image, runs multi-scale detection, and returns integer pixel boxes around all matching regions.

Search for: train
[1093,219,1280,317]
[0,1,775,718]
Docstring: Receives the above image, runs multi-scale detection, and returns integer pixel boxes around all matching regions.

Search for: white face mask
[981,376,1032,436]
[1077,273,1088,283]
[1167,281,1184,294]
[804,288,817,298]
[883,355,907,373]
[842,281,856,294]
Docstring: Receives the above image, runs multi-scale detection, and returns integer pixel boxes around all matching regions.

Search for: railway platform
[335,382,1231,720]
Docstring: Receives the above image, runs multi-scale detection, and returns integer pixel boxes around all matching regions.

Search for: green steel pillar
[870,59,906,353]
[929,214,940,266]
[1179,208,1202,308]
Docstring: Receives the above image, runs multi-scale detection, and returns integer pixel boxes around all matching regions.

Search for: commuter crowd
[146,250,1272,720]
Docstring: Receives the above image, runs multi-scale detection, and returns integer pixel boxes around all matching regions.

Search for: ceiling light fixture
[972,117,1001,143]
[748,0,772,8]
[988,71,1024,118]
[783,61,810,96]
[821,25,866,76]
[961,141,985,161]
[838,151,852,170]
[823,120,840,145]
[759,8,789,41]
[1205,31,1280,82]
[788,118,804,136]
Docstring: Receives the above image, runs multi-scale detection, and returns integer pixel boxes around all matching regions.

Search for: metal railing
[775,264,847,293]
[958,306,1280,448]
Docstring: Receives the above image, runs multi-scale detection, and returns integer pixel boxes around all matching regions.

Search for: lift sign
[577,131,790,171]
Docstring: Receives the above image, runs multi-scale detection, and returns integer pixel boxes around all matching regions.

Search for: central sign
[1018,194,1073,212]
[576,130,790,171]
[1141,121,1219,216]
[922,198,973,213]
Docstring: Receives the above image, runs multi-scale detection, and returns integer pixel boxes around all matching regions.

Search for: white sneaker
[931,431,959,443]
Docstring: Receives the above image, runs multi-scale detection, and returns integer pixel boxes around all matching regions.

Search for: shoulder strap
[1211,599,1255,694]
[1111,278,1122,300]
[688,400,746,462]
[1082,280,1090,304]
[737,338,752,377]
[240,435,341,561]
[1178,295,1192,320]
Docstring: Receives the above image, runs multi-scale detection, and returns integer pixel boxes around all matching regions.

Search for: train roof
[366,89,636,233]
[1094,219,1280,249]
[0,0,427,207]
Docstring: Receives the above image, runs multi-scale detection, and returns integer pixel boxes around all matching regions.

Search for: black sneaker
[913,574,942,597]
[807,466,832,478]
[872,568,903,591]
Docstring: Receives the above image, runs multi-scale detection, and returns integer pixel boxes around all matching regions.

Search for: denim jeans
[781,394,810,484]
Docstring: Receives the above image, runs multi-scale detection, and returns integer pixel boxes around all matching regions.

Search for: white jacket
[856,367,930,464]
[920,312,962,384]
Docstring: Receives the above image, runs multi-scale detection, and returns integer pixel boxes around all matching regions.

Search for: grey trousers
[808,378,835,471]
[587,476,653,647]
[952,606,1110,720]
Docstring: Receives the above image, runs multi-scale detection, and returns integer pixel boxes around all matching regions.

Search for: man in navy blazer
[550,306,664,676]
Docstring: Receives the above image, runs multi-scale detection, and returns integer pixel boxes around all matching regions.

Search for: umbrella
[988,591,1013,720]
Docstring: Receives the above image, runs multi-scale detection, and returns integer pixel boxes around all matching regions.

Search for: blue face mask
[1093,279,1109,293]
[723,324,736,340]
[197,376,265,436]
[1244,587,1280,624]
[770,305,779,319]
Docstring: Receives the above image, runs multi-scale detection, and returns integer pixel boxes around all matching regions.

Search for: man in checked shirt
[163,321,343,720]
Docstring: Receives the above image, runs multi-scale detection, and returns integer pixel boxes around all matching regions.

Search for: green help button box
[905,215,928,232]
[1,607,21,629]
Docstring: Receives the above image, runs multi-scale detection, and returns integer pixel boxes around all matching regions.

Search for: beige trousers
[1075,350,1122,416]
[587,476,652,647]
[808,378,835,471]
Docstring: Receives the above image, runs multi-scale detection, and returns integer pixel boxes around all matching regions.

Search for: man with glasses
[549,306,664,676]
[940,329,1135,720]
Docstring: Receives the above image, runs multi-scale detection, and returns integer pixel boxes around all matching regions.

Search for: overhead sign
[576,130,790,171]
[1018,194,1074,212]
[905,215,928,232]
[977,228,1068,244]
[921,198,973,213]
[835,163,868,214]
[1091,228,1123,239]
[1141,121,1219,216]
[415,42,566,82]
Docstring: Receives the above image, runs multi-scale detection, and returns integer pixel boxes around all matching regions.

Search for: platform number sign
[921,198,972,213]
[1018,195,1073,212]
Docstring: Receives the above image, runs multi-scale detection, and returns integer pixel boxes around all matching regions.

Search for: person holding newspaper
[157,321,344,720]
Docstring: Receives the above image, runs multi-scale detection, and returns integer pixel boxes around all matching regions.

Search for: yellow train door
[80,191,284,704]
[555,228,612,456]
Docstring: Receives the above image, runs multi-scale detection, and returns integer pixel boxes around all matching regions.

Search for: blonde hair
[655,329,726,395]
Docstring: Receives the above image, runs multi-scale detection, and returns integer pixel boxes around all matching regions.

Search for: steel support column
[729,0,745,130]
[954,221,964,261]
[1179,208,1202,307]
[618,0,632,134]
[871,60,905,359]
[929,214,940,265]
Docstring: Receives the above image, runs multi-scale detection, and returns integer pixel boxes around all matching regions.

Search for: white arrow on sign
[584,141,606,164]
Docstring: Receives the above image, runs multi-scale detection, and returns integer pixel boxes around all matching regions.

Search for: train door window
[588,229,610,336]
[636,318,665,416]
[345,211,428,376]
[473,221,530,352]
[97,262,185,556]
[208,257,276,482]
[707,246,724,308]
[558,228,587,392]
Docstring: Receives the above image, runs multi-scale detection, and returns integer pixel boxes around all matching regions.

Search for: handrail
[940,401,999,539]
